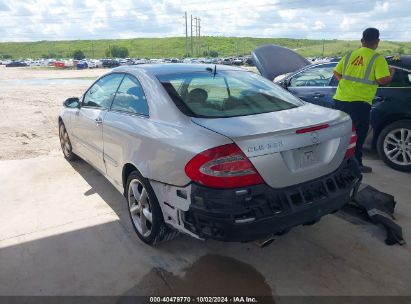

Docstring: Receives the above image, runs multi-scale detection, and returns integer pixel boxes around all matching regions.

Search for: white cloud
[0,0,409,41]
[375,1,390,12]
[313,21,325,30]
[278,9,298,20]
[340,16,358,30]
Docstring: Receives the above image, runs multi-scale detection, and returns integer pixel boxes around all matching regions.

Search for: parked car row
[1,56,258,69]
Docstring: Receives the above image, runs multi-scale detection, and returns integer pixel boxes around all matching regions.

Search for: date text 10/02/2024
[149,297,259,303]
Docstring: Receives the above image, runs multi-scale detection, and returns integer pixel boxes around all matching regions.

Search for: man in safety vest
[333,28,394,173]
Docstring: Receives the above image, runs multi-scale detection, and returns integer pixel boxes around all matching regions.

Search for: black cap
[362,28,380,42]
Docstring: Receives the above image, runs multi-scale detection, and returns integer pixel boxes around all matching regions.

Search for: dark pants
[334,100,371,165]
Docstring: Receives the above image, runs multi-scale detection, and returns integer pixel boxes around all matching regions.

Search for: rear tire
[377,120,411,172]
[125,171,178,245]
[59,123,78,161]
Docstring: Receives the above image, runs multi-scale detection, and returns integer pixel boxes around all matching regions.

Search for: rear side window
[111,75,149,116]
[289,66,335,87]
[83,73,124,109]
[157,70,303,118]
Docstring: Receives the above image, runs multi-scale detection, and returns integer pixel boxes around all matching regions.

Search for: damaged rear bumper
[182,158,361,242]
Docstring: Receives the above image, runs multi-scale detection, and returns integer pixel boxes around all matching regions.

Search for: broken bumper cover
[183,158,361,242]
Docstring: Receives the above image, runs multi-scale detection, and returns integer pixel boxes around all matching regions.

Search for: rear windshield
[157,70,303,118]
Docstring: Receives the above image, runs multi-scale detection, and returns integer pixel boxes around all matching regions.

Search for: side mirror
[63,97,80,108]
[280,80,289,89]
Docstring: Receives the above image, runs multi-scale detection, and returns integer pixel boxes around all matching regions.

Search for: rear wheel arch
[122,163,139,194]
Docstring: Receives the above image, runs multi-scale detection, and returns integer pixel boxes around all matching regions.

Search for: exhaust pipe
[255,235,275,248]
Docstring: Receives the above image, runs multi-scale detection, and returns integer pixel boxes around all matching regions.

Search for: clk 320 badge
[247,140,284,153]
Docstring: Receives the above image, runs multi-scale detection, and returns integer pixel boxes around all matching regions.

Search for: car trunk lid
[192,103,353,188]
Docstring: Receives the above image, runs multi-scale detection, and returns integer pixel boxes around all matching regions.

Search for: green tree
[72,49,85,60]
[2,54,12,59]
[110,45,129,58]
[397,47,405,55]
[41,53,57,59]
[202,50,219,57]
[209,50,219,57]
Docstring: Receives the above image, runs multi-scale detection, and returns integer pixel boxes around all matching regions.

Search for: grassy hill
[0,36,410,59]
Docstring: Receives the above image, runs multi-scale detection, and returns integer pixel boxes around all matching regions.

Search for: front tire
[126,171,177,245]
[59,123,78,161]
[377,120,411,172]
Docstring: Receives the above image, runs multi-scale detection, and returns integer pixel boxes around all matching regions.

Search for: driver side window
[289,67,334,87]
[83,73,124,109]
[385,68,411,88]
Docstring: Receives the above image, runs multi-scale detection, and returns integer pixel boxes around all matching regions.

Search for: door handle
[95,117,103,125]
[373,96,385,103]
[312,92,325,98]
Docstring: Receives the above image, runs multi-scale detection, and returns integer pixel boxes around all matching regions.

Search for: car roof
[112,63,248,76]
[284,57,411,80]
[386,55,411,70]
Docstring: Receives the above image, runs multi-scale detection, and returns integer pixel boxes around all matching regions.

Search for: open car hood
[252,44,311,81]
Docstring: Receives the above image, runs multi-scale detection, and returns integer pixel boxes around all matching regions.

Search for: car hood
[252,44,311,81]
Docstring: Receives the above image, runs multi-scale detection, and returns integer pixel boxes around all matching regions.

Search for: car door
[103,73,150,187]
[371,67,411,131]
[373,67,411,106]
[286,63,337,108]
[71,73,124,173]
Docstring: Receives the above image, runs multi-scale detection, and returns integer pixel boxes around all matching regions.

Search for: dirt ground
[0,65,106,160]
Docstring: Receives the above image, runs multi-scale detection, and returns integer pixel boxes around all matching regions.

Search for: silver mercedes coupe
[59,63,361,245]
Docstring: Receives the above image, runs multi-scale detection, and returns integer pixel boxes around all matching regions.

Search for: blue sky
[0,0,410,42]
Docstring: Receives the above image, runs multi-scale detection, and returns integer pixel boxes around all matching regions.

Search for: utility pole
[184,12,188,57]
[194,17,198,57]
[190,15,193,56]
[198,18,201,57]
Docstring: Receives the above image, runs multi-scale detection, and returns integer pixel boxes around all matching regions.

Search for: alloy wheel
[383,128,411,166]
[128,179,153,238]
[59,125,72,158]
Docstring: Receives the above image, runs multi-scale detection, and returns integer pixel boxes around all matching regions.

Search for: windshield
[157,70,304,118]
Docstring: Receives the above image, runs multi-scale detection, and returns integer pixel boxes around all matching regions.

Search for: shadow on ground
[123,254,274,298]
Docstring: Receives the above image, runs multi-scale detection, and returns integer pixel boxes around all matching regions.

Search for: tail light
[344,124,357,159]
[185,143,264,189]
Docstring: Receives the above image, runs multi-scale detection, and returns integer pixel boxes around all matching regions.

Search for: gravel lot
[0,65,105,160]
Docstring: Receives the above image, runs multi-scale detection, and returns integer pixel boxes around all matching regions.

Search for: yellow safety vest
[333,47,389,104]
[342,51,379,85]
